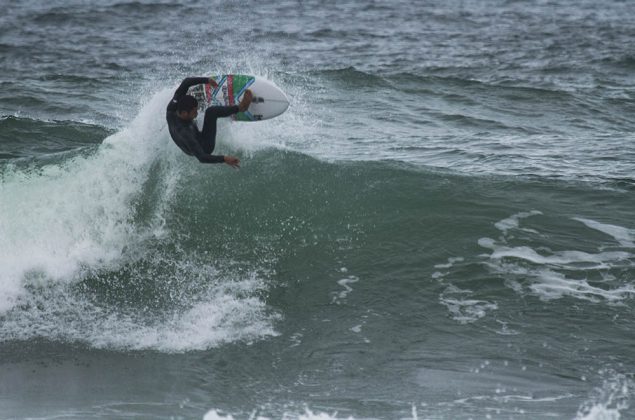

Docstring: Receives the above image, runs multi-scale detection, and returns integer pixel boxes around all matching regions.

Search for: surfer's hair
[176,95,198,113]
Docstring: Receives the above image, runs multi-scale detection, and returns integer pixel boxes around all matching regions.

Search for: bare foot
[238,89,253,112]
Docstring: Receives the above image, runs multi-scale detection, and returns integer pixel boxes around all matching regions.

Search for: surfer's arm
[195,153,225,164]
[192,148,225,164]
[207,105,240,118]
[187,136,225,164]
[173,77,210,97]
[202,90,252,117]
[171,125,225,164]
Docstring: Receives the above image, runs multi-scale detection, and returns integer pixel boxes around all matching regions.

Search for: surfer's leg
[201,105,240,153]
[200,107,222,153]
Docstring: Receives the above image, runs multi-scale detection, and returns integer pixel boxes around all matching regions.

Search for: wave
[311,66,577,98]
[31,2,180,25]
[310,66,392,89]
[0,116,109,161]
[599,54,635,70]
[1,83,634,353]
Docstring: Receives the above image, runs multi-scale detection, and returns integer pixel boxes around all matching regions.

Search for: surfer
[166,77,252,167]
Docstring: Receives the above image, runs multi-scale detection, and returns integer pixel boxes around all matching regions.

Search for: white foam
[438,211,635,322]
[439,285,498,323]
[526,268,635,302]
[575,372,634,420]
[573,218,635,248]
[0,88,178,314]
[434,257,464,269]
[331,276,359,304]
[483,256,635,303]
[577,405,622,420]
[494,210,542,235]
[486,244,630,270]
[203,408,353,420]
[203,410,235,420]
[1,270,278,352]
[478,212,635,303]
[350,324,362,333]
[433,256,496,324]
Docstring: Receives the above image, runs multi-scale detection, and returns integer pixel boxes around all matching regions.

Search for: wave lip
[0,92,170,313]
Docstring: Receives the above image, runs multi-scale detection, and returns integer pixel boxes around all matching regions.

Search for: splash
[575,371,634,420]
[0,89,177,313]
[203,408,355,420]
[0,88,278,351]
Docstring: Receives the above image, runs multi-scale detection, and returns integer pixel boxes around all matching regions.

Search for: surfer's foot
[238,89,253,112]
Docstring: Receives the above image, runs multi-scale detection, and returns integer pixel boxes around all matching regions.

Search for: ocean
[1,0,634,418]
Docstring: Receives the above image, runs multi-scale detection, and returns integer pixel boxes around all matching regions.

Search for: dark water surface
[1,1,634,419]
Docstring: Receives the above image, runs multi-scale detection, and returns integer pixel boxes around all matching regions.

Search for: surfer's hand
[224,155,240,169]
[238,89,253,112]
[208,77,218,88]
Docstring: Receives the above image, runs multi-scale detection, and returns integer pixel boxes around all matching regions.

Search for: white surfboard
[188,74,289,121]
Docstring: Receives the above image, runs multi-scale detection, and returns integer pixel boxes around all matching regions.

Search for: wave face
[1,0,635,419]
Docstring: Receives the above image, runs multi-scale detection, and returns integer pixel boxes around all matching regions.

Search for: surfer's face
[178,108,198,121]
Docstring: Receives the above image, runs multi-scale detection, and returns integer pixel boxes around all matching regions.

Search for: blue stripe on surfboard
[234,78,255,102]
[211,75,226,101]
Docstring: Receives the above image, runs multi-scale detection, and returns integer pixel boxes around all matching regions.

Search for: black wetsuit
[166,77,240,163]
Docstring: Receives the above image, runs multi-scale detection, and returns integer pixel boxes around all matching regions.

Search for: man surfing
[166,77,252,167]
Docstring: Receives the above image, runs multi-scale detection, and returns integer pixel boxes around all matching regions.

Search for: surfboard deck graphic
[189,74,289,122]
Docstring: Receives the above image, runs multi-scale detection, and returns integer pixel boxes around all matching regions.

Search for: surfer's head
[176,95,198,120]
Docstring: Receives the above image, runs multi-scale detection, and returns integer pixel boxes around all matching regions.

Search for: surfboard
[188,75,289,122]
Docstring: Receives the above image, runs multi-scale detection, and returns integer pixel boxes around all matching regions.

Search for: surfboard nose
[194,74,290,122]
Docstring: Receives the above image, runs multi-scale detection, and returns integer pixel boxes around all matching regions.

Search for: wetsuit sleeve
[205,105,240,119]
[194,151,225,164]
[174,125,225,164]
